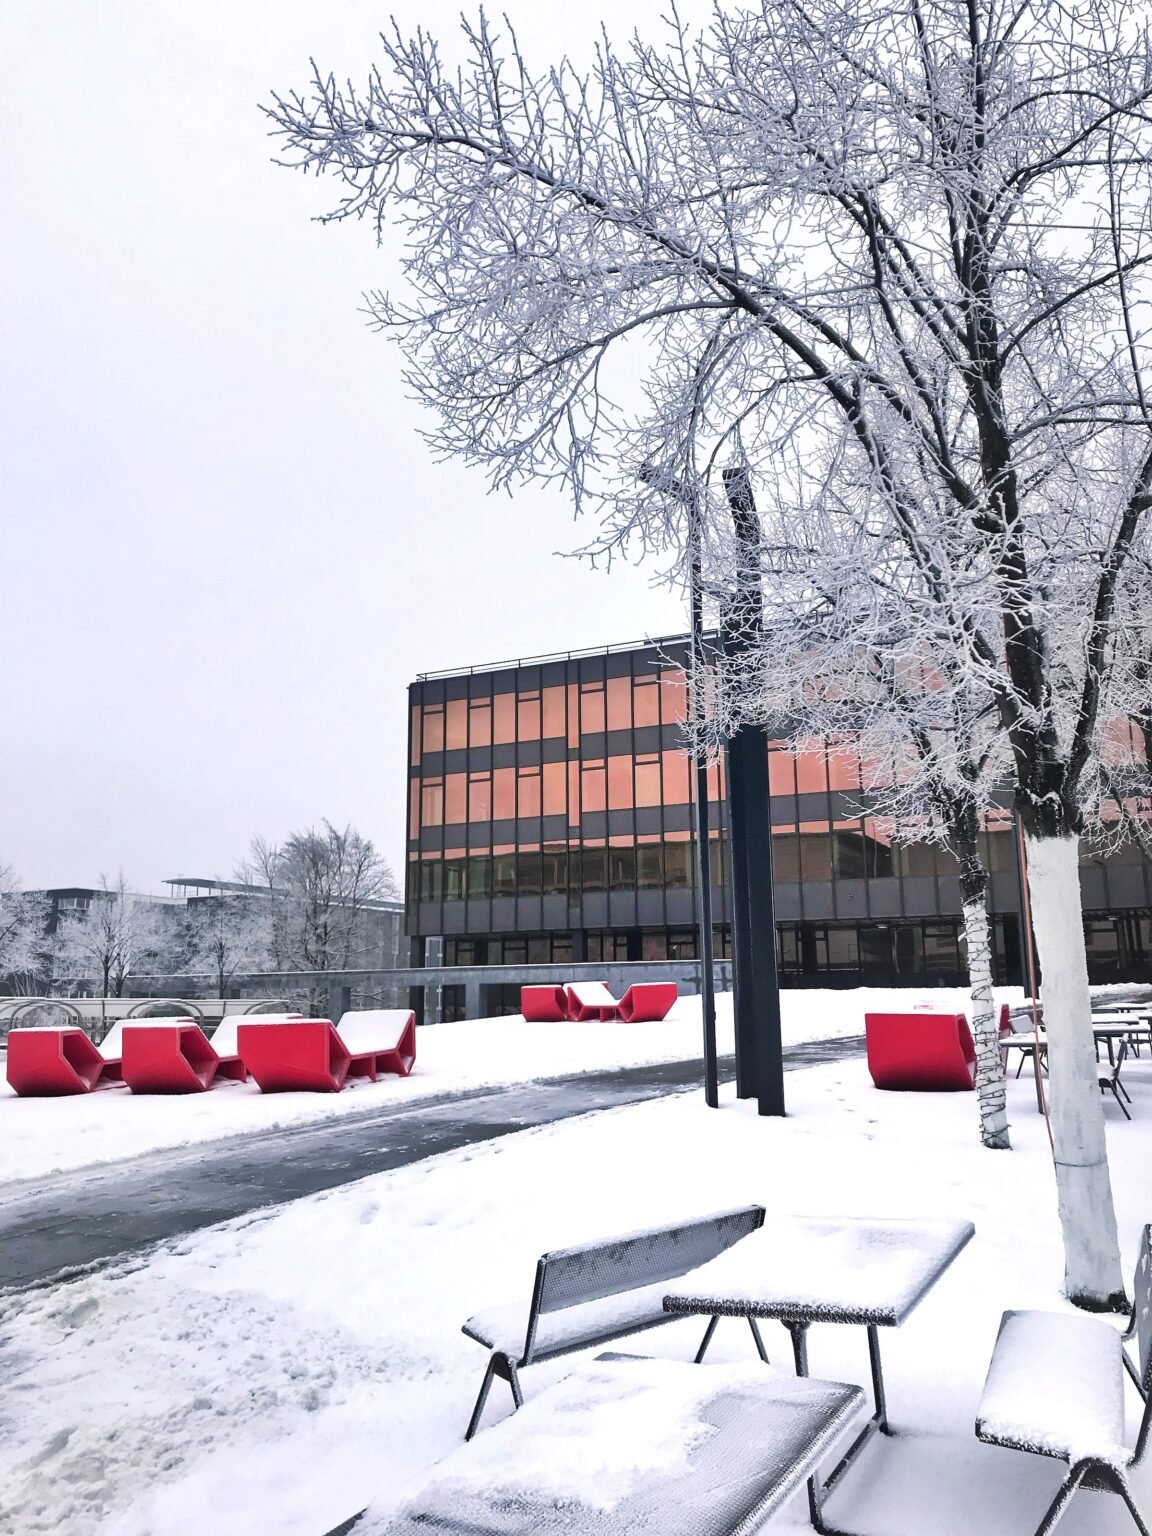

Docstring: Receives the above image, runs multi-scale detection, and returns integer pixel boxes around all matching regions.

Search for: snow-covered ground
[2,989,1148,1536]
[0,986,981,1185]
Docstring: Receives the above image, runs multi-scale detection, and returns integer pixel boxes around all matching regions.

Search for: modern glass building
[406,636,1152,999]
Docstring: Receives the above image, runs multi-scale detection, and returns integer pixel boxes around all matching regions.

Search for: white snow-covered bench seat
[460,1205,767,1440]
[364,1356,866,1536]
[975,1223,1152,1534]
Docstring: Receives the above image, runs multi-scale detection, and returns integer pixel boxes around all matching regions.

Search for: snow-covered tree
[52,875,176,998]
[268,0,1152,1306]
[0,862,50,992]
[183,894,276,999]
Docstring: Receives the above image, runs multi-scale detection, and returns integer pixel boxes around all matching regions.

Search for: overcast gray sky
[0,0,693,894]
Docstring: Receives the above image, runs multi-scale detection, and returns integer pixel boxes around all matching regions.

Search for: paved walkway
[0,1035,863,1292]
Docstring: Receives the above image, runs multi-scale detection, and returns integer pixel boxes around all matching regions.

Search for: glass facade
[406,639,1152,986]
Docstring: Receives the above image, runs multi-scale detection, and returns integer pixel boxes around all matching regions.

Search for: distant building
[162,876,406,972]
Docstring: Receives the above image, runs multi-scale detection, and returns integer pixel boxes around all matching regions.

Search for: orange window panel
[422,708,444,754]
[633,679,660,728]
[444,773,468,824]
[662,749,691,804]
[660,669,687,724]
[542,685,566,738]
[517,692,541,741]
[493,693,516,744]
[635,755,661,807]
[493,766,516,820]
[568,760,581,824]
[607,755,634,810]
[827,748,862,790]
[795,748,828,793]
[518,768,542,818]
[580,684,606,735]
[768,747,795,796]
[581,760,607,813]
[410,705,422,766]
[606,676,632,731]
[420,780,444,827]
[542,761,567,816]
[469,698,492,748]
[567,683,580,748]
[445,699,468,750]
[409,792,420,839]
[469,773,492,822]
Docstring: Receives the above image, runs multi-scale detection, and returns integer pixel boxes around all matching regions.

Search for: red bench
[617,982,678,1022]
[565,982,620,1021]
[120,1022,248,1094]
[865,1011,977,1091]
[520,986,569,1022]
[236,1014,417,1093]
[335,1010,417,1076]
[6,1027,123,1096]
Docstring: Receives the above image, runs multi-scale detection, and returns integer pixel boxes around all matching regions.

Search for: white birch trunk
[1025,834,1126,1309]
[962,898,1010,1149]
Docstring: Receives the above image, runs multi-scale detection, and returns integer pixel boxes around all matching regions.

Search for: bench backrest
[523,1205,765,1363]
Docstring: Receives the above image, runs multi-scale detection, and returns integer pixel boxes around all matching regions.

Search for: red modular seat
[335,1010,417,1077]
[521,985,569,1022]
[120,1021,248,1094]
[565,982,621,1022]
[616,982,679,1023]
[237,1019,380,1093]
[865,1011,977,1091]
[6,1027,123,1097]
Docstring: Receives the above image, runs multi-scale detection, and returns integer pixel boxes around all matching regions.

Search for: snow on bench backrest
[210,1013,303,1058]
[98,1018,195,1059]
[335,1010,413,1053]
[532,1206,766,1319]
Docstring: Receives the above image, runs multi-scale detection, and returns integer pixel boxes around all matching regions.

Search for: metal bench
[976,1222,1152,1534]
[461,1204,767,1439]
[369,1356,866,1536]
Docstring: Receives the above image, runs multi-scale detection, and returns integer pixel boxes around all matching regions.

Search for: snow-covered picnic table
[662,1215,975,1494]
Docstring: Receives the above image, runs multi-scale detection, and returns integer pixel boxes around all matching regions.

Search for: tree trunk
[1024,833,1126,1309]
[960,894,1009,1149]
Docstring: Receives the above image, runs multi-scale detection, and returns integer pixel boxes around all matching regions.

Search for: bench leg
[694,1315,720,1364]
[786,1321,810,1376]
[1115,1472,1152,1535]
[748,1317,770,1363]
[867,1325,890,1433]
[465,1352,521,1441]
[1031,1464,1086,1536]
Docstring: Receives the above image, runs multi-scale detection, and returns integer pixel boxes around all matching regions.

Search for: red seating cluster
[521,981,678,1024]
[4,1009,418,1098]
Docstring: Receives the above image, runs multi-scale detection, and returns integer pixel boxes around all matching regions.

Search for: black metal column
[721,464,785,1117]
[725,722,785,1113]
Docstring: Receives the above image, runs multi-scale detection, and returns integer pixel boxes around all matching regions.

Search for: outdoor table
[663,1215,974,1495]
[1091,1012,1152,1064]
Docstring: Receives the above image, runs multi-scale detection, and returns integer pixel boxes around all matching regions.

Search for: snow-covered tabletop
[663,1216,975,1326]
